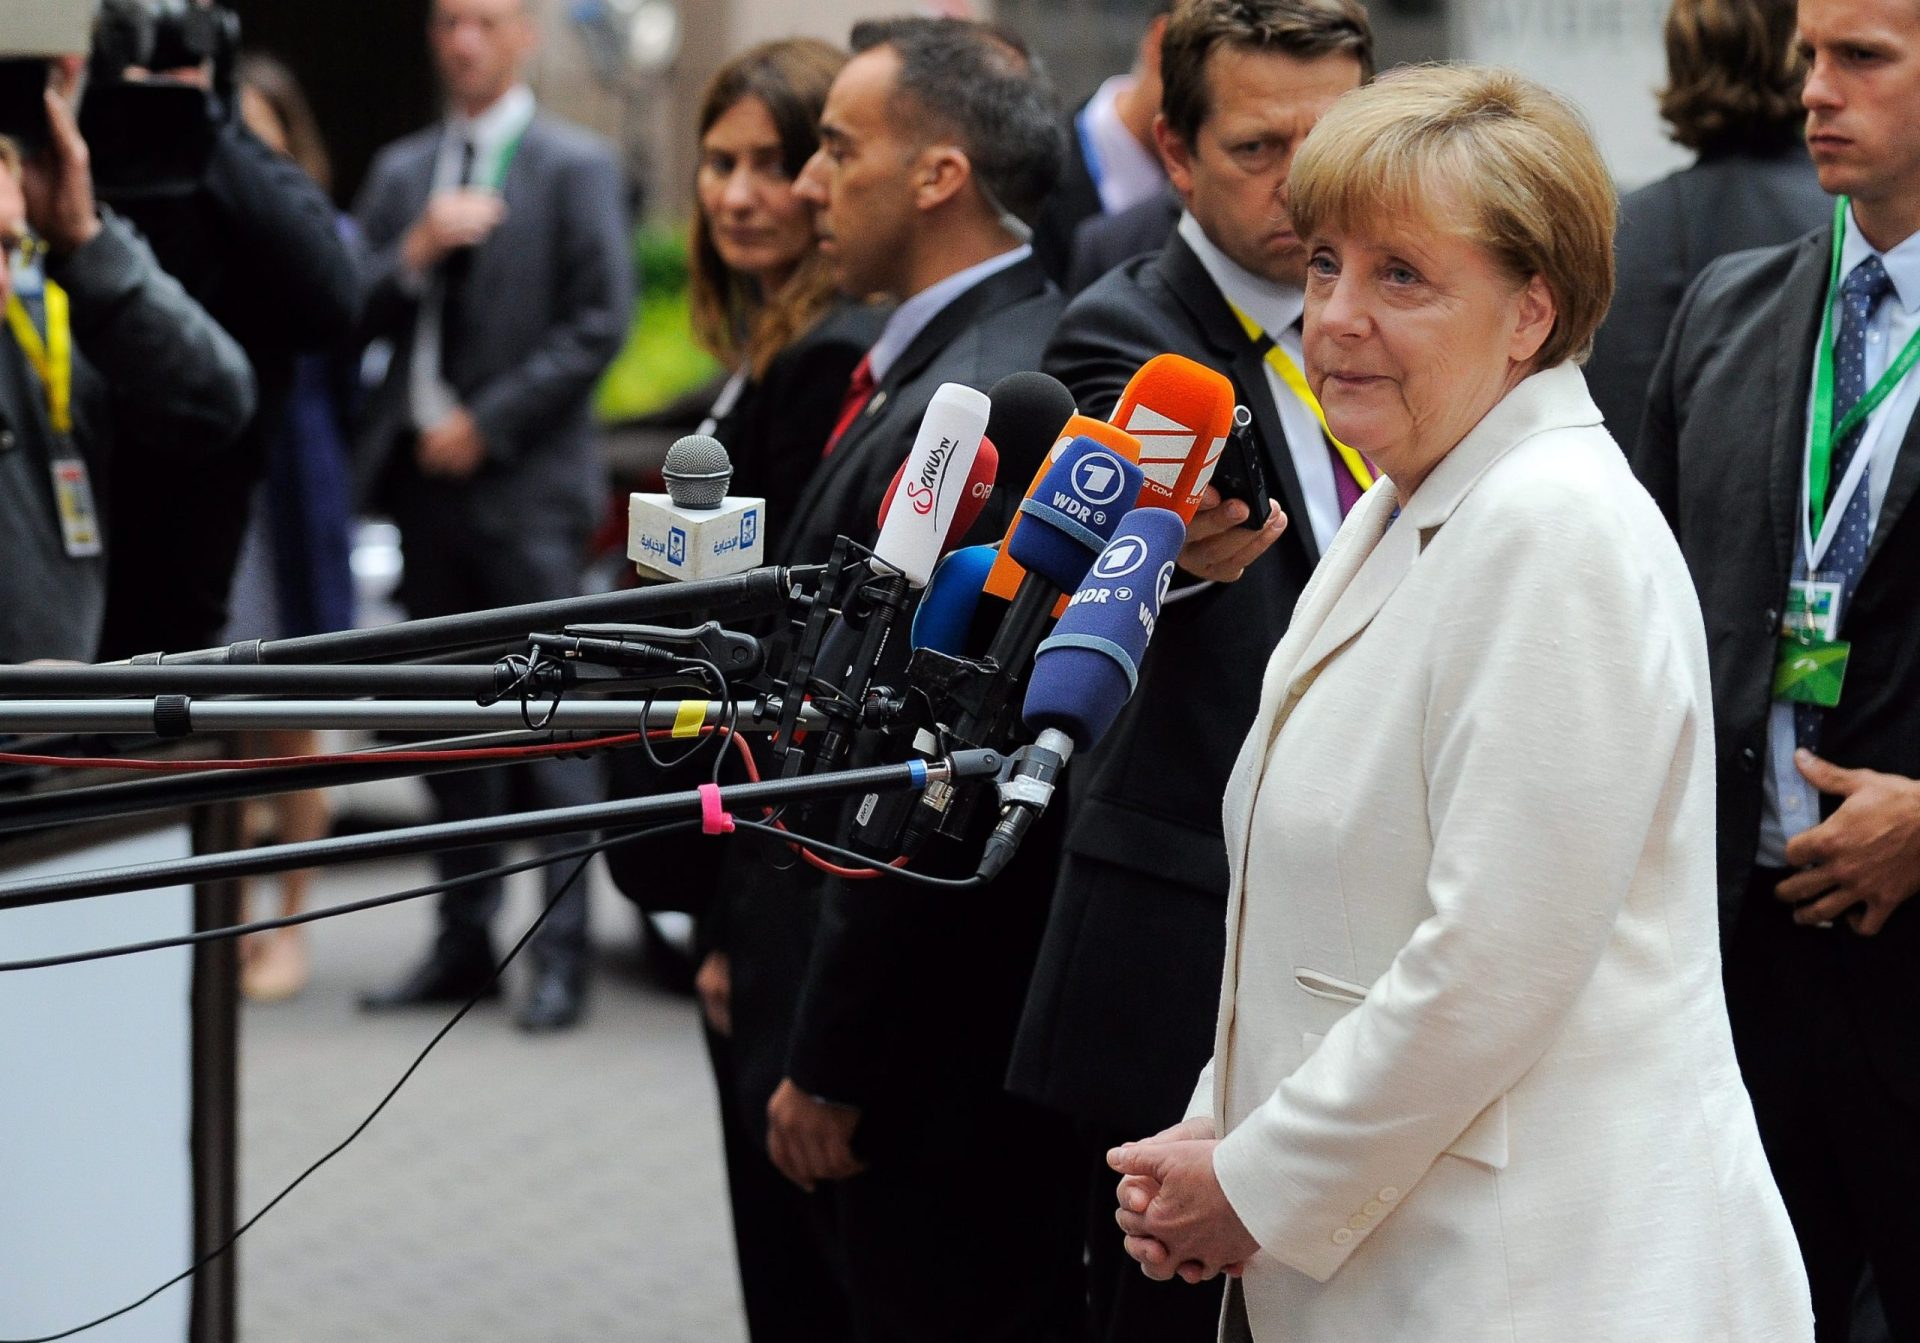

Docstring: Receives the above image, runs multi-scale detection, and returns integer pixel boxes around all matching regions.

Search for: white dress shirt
[1076,75,1166,217]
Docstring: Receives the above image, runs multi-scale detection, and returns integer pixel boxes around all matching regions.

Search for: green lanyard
[1810,194,1920,539]
[489,123,527,191]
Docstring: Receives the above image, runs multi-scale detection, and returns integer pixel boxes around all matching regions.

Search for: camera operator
[0,70,254,662]
[82,0,361,659]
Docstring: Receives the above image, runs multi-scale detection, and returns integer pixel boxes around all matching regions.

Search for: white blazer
[1189,366,1812,1341]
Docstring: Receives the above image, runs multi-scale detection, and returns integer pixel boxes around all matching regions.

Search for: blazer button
[1332,1228,1354,1246]
[1740,746,1759,773]
[1378,1187,1400,1203]
[1763,607,1779,632]
[1363,1200,1384,1217]
[0,429,15,451]
[1347,1214,1369,1230]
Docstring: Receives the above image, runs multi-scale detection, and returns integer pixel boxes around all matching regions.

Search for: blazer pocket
[1293,967,1369,1004]
[1298,1018,1512,1173]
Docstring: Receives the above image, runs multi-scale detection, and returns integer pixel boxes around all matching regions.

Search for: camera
[0,0,97,154]
[81,0,244,201]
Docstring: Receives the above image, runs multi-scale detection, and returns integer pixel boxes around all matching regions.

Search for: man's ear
[913,143,971,213]
[1154,116,1193,202]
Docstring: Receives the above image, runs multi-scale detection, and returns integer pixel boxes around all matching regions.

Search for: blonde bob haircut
[1288,64,1616,369]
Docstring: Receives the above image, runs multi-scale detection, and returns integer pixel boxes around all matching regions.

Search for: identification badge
[1784,578,1843,642]
[49,444,102,559]
[1773,634,1851,708]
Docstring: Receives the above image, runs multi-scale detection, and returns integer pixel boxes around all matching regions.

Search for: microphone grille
[663,435,733,509]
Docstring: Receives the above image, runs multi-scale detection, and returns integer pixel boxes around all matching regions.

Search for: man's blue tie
[1795,254,1893,750]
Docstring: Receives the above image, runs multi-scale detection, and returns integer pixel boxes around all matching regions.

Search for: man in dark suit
[353,0,633,1031]
[1633,0,1920,1336]
[737,18,1080,1339]
[1011,2,1372,1338]
[1031,4,1171,285]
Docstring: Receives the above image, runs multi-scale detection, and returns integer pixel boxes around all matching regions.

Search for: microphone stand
[0,748,1005,912]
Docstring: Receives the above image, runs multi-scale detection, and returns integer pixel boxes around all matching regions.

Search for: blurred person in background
[0,70,254,663]
[1586,0,1828,449]
[1030,2,1172,284]
[220,52,359,1003]
[354,0,633,1032]
[688,38,886,552]
[642,35,879,1341]
[84,0,362,661]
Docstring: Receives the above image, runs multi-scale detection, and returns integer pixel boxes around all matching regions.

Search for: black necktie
[442,137,479,368]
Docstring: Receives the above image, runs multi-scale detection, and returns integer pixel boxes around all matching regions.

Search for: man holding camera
[0,68,254,662]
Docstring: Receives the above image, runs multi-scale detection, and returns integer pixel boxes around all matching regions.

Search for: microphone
[1108,354,1238,522]
[870,383,995,588]
[896,435,1144,852]
[910,545,998,656]
[979,506,1188,879]
[981,414,1142,604]
[877,437,1000,578]
[629,435,767,580]
[794,384,994,778]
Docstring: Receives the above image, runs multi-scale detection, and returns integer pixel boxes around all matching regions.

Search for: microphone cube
[628,492,766,581]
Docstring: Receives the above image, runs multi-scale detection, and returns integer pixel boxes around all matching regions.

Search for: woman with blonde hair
[1108,65,1813,1340]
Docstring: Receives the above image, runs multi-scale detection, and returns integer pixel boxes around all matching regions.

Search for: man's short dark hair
[1160,0,1375,146]
[850,16,1064,225]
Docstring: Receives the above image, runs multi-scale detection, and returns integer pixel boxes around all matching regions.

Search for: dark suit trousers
[703,1022,854,1342]
[1725,867,1920,1343]
[394,483,601,972]
[827,1092,1082,1343]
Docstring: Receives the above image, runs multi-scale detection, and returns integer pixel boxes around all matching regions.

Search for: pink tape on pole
[698,782,735,835]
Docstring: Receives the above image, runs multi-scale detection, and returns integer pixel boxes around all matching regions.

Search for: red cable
[720,731,903,881]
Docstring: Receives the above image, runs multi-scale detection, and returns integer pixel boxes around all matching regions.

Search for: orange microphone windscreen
[982,415,1141,602]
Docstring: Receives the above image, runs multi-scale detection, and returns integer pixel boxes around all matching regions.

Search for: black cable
[0,823,697,1343]
[0,829,666,975]
[730,817,989,891]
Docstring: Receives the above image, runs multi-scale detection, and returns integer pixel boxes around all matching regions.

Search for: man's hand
[1109,1135,1258,1284]
[416,408,488,479]
[402,190,507,276]
[1177,487,1287,583]
[694,951,732,1037]
[20,88,101,256]
[1777,749,1920,936]
[767,1078,865,1192]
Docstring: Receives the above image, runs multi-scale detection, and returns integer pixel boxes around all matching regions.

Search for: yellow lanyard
[6,280,73,435]
[1228,303,1374,494]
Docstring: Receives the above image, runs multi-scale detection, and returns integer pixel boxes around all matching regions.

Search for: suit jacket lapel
[1156,236,1321,568]
[1768,231,1830,579]
[831,256,1049,465]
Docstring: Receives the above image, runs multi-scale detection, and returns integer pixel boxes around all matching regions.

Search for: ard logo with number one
[1093,535,1150,581]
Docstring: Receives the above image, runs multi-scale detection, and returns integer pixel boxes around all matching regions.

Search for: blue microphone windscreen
[911,545,997,654]
[1007,436,1145,591]
[1023,507,1187,748]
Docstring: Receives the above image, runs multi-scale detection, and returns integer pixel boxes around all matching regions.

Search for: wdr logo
[1092,535,1149,581]
[1072,453,1129,506]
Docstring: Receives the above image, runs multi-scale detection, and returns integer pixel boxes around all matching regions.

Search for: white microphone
[628,435,767,581]
[871,382,992,589]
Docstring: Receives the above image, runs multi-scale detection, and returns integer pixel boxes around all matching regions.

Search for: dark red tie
[823,355,875,458]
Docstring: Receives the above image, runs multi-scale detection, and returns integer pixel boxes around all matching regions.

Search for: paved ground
[236,834,747,1343]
